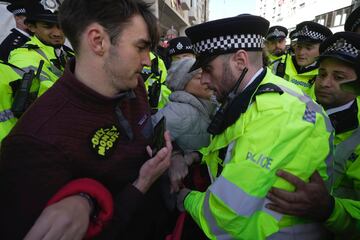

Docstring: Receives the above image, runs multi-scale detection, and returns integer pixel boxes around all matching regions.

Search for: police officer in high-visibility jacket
[142,51,171,110]
[270,21,332,97]
[264,25,288,66]
[8,0,74,97]
[175,14,334,239]
[0,61,24,143]
[267,32,360,239]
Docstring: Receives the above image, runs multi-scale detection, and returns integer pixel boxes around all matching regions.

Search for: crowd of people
[0,0,360,239]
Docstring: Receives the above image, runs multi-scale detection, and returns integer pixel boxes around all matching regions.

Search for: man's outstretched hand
[266,170,334,222]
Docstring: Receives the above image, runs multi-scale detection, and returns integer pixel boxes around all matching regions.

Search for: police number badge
[90,125,120,158]
[40,0,59,13]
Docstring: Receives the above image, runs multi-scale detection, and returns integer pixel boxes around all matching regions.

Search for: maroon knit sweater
[0,60,173,239]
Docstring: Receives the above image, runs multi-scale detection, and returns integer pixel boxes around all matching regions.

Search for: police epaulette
[255,83,284,96]
[22,44,39,50]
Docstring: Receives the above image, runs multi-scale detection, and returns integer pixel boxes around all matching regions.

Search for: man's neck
[74,56,117,98]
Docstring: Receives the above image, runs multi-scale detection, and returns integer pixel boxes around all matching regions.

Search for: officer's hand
[133,131,172,193]
[24,195,91,240]
[266,170,334,222]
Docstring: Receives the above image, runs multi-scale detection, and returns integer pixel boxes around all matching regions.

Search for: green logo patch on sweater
[90,125,120,158]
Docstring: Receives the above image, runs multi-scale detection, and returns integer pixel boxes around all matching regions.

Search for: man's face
[28,21,65,46]
[103,14,151,92]
[294,42,320,67]
[200,55,237,103]
[315,58,356,109]
[265,38,286,56]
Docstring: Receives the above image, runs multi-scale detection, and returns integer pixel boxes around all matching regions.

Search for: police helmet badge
[176,42,184,50]
[90,125,120,158]
[274,28,281,37]
[40,0,59,13]
[335,38,345,49]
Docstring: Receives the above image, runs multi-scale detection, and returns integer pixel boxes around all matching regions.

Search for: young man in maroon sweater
[0,0,173,239]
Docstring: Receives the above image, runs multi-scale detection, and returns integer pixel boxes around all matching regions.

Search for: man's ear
[86,23,109,56]
[232,50,248,71]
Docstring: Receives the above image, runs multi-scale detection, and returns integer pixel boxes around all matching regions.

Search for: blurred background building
[256,0,360,35]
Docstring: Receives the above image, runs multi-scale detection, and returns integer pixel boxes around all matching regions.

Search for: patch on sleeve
[90,125,120,158]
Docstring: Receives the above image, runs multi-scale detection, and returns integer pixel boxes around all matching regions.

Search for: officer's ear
[232,50,248,71]
[86,22,108,56]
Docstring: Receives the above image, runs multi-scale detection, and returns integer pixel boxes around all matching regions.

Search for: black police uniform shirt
[0,28,30,61]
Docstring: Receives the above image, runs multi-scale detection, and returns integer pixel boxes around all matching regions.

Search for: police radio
[207,67,248,135]
[12,60,44,118]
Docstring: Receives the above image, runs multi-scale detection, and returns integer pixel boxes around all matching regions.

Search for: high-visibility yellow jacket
[142,52,171,109]
[184,69,333,239]
[8,36,74,96]
[325,97,360,238]
[0,61,24,143]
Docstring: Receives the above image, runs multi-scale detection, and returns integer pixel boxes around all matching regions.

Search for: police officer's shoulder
[253,83,285,112]
[21,44,40,50]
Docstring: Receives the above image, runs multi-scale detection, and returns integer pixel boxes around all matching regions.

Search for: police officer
[175,14,333,239]
[141,51,171,110]
[345,6,360,33]
[0,1,31,61]
[267,31,360,239]
[8,0,74,98]
[271,21,332,97]
[264,25,288,65]
[167,36,195,65]
[0,60,25,143]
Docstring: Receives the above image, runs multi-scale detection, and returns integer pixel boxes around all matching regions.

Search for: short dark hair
[58,0,159,53]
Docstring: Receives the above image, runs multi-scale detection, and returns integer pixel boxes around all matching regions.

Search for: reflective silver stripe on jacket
[22,66,50,82]
[267,222,331,240]
[33,48,63,77]
[0,109,15,122]
[277,85,334,186]
[333,127,360,198]
[203,191,233,240]
[209,175,282,220]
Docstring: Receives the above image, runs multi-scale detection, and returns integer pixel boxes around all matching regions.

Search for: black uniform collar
[328,100,358,134]
[292,56,319,74]
[215,68,267,133]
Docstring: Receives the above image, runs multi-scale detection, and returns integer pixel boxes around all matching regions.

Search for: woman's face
[185,70,213,99]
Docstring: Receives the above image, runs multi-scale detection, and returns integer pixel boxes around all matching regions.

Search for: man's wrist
[133,178,149,194]
[78,192,97,220]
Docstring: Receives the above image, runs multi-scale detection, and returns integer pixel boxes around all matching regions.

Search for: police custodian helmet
[185,14,269,71]
[24,0,61,23]
[295,21,332,44]
[266,25,288,41]
[168,36,194,57]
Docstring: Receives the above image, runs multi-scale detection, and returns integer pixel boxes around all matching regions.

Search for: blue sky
[209,0,257,20]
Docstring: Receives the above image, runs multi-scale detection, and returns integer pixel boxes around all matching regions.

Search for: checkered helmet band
[298,26,326,41]
[12,8,26,15]
[325,38,359,57]
[193,34,264,54]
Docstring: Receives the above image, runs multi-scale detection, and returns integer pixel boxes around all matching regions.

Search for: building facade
[256,0,360,34]
[146,0,209,38]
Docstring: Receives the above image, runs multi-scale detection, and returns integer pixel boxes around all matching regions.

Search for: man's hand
[266,170,334,222]
[24,195,91,240]
[133,130,172,193]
